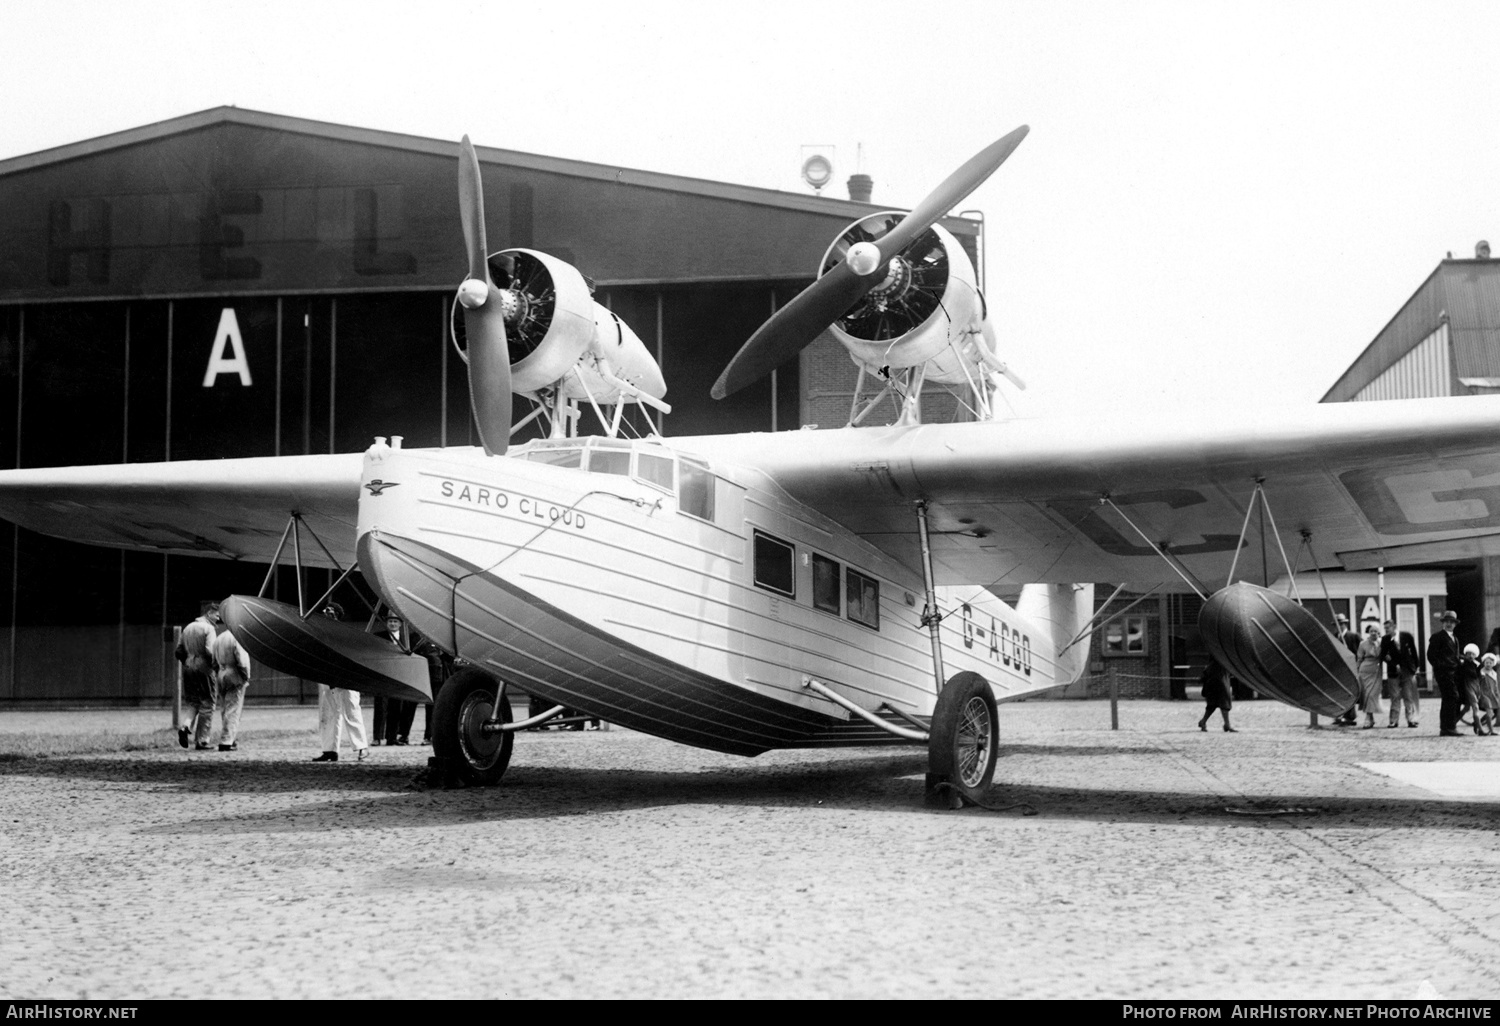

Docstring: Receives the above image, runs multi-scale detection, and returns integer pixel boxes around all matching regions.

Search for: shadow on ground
[8,747,1492,837]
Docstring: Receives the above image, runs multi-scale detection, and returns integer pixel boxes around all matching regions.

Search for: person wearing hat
[1478,652,1500,735]
[1332,613,1361,725]
[1459,644,1492,736]
[1426,610,1465,736]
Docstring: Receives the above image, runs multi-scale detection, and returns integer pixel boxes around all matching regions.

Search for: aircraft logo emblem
[364,480,400,496]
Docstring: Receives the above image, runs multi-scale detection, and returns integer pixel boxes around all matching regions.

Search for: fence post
[171,626,182,730]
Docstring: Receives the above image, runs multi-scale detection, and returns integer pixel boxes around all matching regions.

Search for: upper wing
[4,395,1498,594]
[0,453,364,568]
[702,395,1500,589]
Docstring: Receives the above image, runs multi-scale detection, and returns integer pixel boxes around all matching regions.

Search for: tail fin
[1017,583,1094,686]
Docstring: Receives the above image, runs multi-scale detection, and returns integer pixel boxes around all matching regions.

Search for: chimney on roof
[1477,240,1492,259]
[847,174,873,203]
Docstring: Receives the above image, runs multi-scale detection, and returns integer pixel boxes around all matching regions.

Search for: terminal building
[0,107,984,706]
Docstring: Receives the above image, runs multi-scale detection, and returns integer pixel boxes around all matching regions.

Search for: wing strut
[1098,496,1208,600]
[1225,480,1301,598]
[253,511,380,620]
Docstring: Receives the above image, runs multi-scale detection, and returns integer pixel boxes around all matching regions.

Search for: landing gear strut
[432,667,514,786]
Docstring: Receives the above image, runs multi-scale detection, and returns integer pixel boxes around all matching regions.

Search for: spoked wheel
[928,671,999,806]
[432,667,514,786]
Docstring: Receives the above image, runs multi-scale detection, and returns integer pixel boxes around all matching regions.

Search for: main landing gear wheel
[432,667,514,786]
[927,671,999,807]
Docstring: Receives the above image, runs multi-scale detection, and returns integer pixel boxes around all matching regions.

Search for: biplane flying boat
[4,125,1500,803]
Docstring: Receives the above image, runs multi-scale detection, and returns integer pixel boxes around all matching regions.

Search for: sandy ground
[1,697,1498,1000]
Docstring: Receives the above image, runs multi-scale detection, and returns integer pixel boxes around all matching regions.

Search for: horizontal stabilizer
[222,595,432,703]
[1199,582,1358,718]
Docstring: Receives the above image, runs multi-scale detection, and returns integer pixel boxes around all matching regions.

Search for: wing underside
[703,394,1500,589]
[0,453,364,568]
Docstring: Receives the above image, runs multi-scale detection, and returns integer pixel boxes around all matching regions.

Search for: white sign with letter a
[202,307,253,387]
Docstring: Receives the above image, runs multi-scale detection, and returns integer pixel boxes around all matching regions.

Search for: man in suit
[382,612,418,745]
[1426,610,1463,736]
[1381,618,1421,728]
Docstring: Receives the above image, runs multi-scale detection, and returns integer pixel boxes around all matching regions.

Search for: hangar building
[0,107,983,707]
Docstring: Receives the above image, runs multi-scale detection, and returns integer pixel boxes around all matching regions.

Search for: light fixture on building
[799,146,835,194]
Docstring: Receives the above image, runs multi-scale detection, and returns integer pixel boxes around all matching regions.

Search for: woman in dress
[1355,624,1384,729]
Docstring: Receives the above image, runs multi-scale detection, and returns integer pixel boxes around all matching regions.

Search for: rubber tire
[432,667,514,786]
[927,671,999,805]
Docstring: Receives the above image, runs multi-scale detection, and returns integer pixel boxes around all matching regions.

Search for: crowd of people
[1199,609,1500,736]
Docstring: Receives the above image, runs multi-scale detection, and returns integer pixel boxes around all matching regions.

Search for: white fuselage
[356,437,1087,755]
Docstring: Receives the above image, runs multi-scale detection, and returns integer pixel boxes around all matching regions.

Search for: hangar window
[587,449,631,476]
[812,554,841,614]
[753,532,795,597]
[679,458,715,521]
[636,452,675,492]
[846,568,880,630]
[525,448,581,469]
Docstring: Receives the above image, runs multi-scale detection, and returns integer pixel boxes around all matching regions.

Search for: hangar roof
[1322,259,1500,402]
[0,106,977,304]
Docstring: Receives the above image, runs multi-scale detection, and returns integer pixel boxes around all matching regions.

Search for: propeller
[457,135,513,456]
[711,124,1029,400]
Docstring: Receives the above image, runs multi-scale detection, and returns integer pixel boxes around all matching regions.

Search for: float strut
[915,499,947,695]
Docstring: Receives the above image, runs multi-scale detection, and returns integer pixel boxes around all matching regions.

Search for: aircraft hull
[360,530,914,755]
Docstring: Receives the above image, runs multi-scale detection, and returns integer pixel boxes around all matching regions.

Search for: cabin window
[753,532,795,597]
[846,568,879,630]
[526,448,581,469]
[812,554,841,614]
[637,453,675,492]
[679,458,715,521]
[588,450,631,476]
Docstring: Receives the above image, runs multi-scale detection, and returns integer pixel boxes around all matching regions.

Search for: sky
[5,0,1500,417]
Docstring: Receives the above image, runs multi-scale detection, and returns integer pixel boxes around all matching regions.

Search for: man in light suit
[175,602,221,750]
[1380,619,1421,729]
[210,623,251,751]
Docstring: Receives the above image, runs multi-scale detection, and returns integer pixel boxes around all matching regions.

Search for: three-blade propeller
[457,135,513,456]
[710,124,1029,400]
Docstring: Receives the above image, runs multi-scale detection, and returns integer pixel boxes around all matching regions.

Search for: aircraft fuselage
[357,435,1083,756]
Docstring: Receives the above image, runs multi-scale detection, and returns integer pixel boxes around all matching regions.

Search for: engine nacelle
[821,213,998,387]
[451,248,666,405]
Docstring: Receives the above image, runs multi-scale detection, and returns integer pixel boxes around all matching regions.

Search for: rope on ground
[933,781,1038,814]
[1224,805,1320,816]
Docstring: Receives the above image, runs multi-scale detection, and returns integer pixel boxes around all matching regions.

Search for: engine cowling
[451,248,666,405]
[821,213,991,386]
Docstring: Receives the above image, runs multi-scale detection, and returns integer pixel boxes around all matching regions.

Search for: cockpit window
[636,453,674,492]
[679,458,715,521]
[525,448,581,469]
[588,450,631,476]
